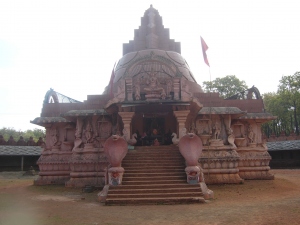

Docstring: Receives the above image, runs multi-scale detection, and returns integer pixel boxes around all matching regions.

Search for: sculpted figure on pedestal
[166,79,172,98]
[212,122,221,140]
[248,125,255,143]
[144,68,164,100]
[133,78,141,100]
[84,122,93,143]
[227,128,237,148]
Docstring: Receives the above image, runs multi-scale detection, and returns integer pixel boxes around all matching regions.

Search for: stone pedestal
[237,146,274,180]
[65,147,108,188]
[185,166,200,184]
[234,137,245,147]
[108,167,125,186]
[34,149,71,185]
[199,135,211,146]
[199,146,243,184]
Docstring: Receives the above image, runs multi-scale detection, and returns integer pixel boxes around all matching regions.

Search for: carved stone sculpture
[144,68,164,100]
[104,135,128,186]
[104,135,128,167]
[171,132,179,145]
[85,122,93,144]
[178,133,203,166]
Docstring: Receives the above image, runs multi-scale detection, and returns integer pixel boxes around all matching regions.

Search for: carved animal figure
[127,133,137,146]
[104,135,128,167]
[171,133,179,145]
[178,133,203,166]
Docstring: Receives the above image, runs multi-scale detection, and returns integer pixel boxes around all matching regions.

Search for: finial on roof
[150,4,153,8]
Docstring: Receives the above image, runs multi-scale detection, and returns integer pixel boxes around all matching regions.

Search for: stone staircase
[105,145,206,205]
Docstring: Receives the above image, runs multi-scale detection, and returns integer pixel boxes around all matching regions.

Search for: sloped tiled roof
[198,107,245,115]
[31,117,69,125]
[239,112,276,120]
[60,109,108,117]
[267,140,300,151]
[0,146,42,156]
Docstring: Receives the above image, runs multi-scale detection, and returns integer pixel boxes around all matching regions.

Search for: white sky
[1,0,299,131]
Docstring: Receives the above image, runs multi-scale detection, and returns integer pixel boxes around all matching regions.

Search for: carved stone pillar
[118,112,135,137]
[125,78,133,101]
[173,110,189,138]
[173,78,180,100]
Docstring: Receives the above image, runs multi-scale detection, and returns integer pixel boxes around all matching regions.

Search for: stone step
[128,150,180,153]
[121,180,187,185]
[125,154,182,159]
[122,175,186,181]
[105,196,205,205]
[109,183,197,190]
[124,155,183,159]
[122,160,185,164]
[108,187,201,194]
[106,192,202,199]
[123,169,186,178]
[122,162,185,167]
[104,145,205,205]
[125,165,186,173]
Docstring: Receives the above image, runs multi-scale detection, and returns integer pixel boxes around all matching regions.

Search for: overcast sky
[1,0,299,131]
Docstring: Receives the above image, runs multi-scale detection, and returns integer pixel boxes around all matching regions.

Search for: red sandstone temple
[31,5,276,204]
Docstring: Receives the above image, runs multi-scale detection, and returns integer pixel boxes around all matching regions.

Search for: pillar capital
[173,110,189,138]
[118,112,135,138]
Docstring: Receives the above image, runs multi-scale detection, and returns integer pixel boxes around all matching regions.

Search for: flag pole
[201,36,212,181]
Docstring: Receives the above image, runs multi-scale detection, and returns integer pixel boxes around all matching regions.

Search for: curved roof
[113,49,197,84]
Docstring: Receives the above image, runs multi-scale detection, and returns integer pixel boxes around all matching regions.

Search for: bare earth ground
[0,169,300,225]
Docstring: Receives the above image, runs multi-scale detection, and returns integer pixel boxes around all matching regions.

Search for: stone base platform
[34,150,71,185]
[199,146,243,184]
[237,146,274,180]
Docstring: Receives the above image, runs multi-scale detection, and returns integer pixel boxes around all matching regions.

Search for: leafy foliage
[0,127,45,142]
[202,75,248,99]
[262,72,300,136]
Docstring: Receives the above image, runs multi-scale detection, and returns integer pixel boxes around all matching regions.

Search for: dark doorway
[143,117,165,135]
[140,117,168,145]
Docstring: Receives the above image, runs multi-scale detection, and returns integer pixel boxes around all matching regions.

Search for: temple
[31,6,275,204]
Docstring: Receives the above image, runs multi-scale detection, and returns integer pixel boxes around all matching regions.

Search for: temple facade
[32,5,275,189]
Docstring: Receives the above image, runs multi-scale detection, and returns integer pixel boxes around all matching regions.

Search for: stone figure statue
[85,122,93,143]
[166,79,172,97]
[248,125,255,143]
[144,68,164,99]
[134,78,141,100]
[212,122,221,140]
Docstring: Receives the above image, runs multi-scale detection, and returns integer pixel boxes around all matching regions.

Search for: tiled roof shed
[267,140,300,168]
[0,146,42,171]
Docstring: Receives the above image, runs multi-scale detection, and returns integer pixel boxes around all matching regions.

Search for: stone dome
[103,5,203,95]
[113,49,197,84]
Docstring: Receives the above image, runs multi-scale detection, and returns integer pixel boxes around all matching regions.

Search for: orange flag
[201,36,210,67]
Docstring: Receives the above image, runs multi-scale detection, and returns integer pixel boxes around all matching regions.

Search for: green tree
[262,72,300,136]
[277,72,300,134]
[202,75,248,99]
[0,127,45,142]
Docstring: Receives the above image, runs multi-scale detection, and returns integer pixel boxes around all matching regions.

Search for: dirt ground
[0,169,300,225]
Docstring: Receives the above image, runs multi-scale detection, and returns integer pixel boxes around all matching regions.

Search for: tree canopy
[0,127,45,142]
[202,75,248,99]
[262,72,300,136]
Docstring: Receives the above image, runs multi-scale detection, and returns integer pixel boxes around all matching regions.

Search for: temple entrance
[139,117,173,146]
[129,104,177,146]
